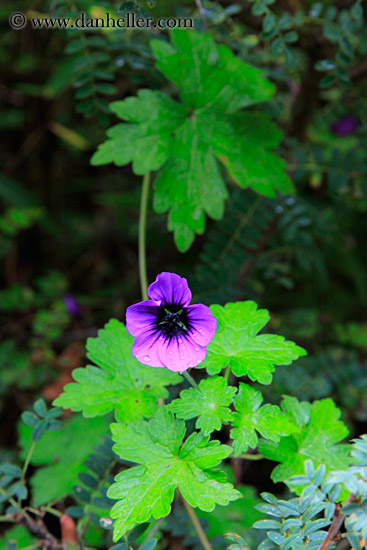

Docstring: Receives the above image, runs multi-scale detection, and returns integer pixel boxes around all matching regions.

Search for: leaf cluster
[259,397,350,485]
[92,28,292,250]
[21,398,63,442]
[19,414,109,505]
[199,301,306,383]
[108,407,241,540]
[54,319,180,422]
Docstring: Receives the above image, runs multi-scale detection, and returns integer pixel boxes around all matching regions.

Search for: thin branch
[237,453,264,460]
[195,0,207,29]
[18,513,61,550]
[139,171,150,301]
[181,496,213,550]
[317,494,356,550]
[182,370,200,390]
[143,516,166,543]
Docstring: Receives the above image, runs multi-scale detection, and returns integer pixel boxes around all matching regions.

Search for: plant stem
[41,506,62,518]
[237,453,264,460]
[139,172,150,300]
[143,516,165,543]
[22,441,36,482]
[224,365,230,380]
[317,494,356,550]
[0,487,19,509]
[195,0,207,29]
[182,496,212,550]
[17,440,37,508]
[182,370,200,390]
[0,514,16,522]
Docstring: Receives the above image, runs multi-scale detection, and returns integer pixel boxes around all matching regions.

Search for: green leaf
[284,31,299,43]
[138,541,157,550]
[32,420,48,442]
[230,384,298,456]
[259,397,350,486]
[18,415,109,505]
[263,13,277,33]
[109,407,241,540]
[252,2,267,16]
[66,506,84,518]
[198,301,307,383]
[45,407,63,419]
[151,30,274,112]
[92,29,292,251]
[54,319,180,423]
[271,37,285,54]
[0,527,35,550]
[170,376,236,435]
[33,398,47,418]
[0,464,22,478]
[79,472,98,489]
[91,90,187,174]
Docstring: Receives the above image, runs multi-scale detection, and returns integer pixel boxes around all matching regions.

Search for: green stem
[139,172,151,300]
[224,365,230,380]
[0,487,19,510]
[17,440,37,507]
[0,515,16,522]
[22,441,36,482]
[143,517,165,543]
[183,370,200,390]
[237,453,264,460]
[181,496,213,550]
[41,506,62,518]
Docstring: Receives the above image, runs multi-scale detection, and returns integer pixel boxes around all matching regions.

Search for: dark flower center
[156,306,189,337]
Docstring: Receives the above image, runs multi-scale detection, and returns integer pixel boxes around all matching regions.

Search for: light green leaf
[92,29,292,251]
[91,90,187,174]
[151,30,274,112]
[259,397,350,486]
[18,415,108,505]
[54,319,180,423]
[153,118,228,251]
[230,383,298,456]
[199,301,307,383]
[0,526,35,550]
[109,407,241,540]
[170,376,236,435]
[196,111,291,196]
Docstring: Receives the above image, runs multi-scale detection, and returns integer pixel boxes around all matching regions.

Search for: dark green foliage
[92,28,292,250]
[21,399,63,441]
[191,189,276,304]
[66,436,117,532]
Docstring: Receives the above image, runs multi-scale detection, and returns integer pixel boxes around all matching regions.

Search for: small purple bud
[332,115,359,137]
[63,294,83,317]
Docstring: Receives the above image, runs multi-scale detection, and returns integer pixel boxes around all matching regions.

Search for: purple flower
[63,294,83,317]
[332,115,359,137]
[126,272,217,373]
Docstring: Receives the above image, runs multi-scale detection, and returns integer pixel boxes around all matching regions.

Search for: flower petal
[185,304,217,346]
[131,330,166,368]
[147,272,192,307]
[126,300,161,337]
[158,335,207,373]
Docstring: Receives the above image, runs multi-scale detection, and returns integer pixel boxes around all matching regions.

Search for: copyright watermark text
[9,11,193,30]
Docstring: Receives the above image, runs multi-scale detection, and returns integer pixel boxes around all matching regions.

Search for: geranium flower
[332,115,359,137]
[126,272,217,372]
[63,294,83,317]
